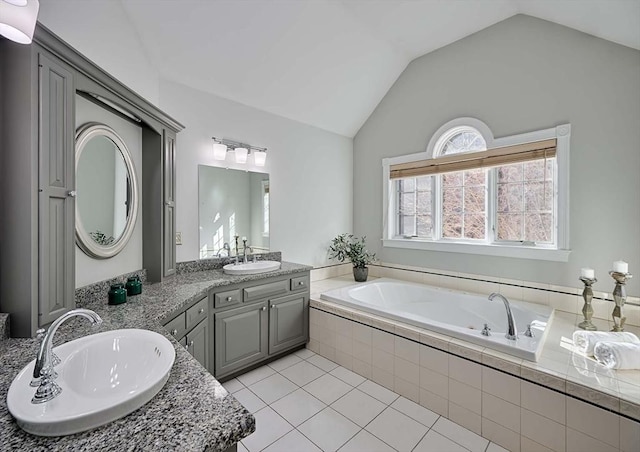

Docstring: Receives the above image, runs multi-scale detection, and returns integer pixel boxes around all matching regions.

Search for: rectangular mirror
[198,165,269,259]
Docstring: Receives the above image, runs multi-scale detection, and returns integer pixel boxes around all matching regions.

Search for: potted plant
[328,233,376,282]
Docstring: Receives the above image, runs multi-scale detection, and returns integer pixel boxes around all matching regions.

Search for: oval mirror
[75,123,139,259]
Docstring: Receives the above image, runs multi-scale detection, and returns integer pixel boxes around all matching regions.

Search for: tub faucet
[488,293,518,340]
[31,308,103,404]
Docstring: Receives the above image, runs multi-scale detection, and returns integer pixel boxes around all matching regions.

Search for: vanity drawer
[214,288,242,308]
[291,275,309,292]
[165,313,187,339]
[186,296,208,330]
[244,280,289,302]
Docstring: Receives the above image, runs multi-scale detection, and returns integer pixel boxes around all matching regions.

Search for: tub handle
[524,324,534,338]
[481,323,491,336]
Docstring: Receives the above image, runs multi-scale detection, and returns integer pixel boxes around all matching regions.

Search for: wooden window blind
[389,138,557,180]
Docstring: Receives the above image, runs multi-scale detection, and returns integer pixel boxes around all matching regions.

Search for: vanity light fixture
[212,137,267,166]
[0,0,39,44]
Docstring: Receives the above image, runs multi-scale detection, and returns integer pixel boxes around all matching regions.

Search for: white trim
[382,121,571,258]
[426,117,494,158]
[382,238,570,262]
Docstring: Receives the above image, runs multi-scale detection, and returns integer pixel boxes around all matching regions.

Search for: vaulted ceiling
[117,0,640,137]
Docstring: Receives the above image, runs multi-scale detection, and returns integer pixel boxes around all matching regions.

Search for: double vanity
[0,261,311,450]
[0,21,308,451]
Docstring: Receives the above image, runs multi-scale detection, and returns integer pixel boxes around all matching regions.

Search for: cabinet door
[163,129,176,277]
[38,52,75,326]
[269,293,308,355]
[215,302,267,377]
[186,318,209,370]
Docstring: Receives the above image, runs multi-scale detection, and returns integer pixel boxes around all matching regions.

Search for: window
[383,119,570,261]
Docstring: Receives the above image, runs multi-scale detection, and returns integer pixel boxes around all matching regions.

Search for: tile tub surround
[0,262,313,451]
[176,252,282,274]
[309,277,640,452]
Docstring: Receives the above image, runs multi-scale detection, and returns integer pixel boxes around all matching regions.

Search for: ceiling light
[253,150,267,167]
[0,0,40,45]
[234,147,248,164]
[213,142,227,160]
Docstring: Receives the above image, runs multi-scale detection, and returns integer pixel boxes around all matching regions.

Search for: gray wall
[353,15,640,296]
[75,96,143,287]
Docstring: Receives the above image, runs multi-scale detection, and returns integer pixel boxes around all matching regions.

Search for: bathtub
[320,278,554,362]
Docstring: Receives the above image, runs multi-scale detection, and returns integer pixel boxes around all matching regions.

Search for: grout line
[310,305,640,423]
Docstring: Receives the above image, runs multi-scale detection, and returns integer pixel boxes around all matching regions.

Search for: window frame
[382,120,571,262]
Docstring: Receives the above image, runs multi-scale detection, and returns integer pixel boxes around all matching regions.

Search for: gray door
[163,129,176,277]
[186,319,208,370]
[38,52,75,326]
[215,302,267,377]
[269,293,309,355]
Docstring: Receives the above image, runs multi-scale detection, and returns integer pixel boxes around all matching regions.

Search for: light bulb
[0,0,40,44]
[235,147,248,164]
[213,142,227,160]
[253,150,267,167]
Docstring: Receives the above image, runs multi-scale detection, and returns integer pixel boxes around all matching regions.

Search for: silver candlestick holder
[609,271,632,332]
[578,276,597,331]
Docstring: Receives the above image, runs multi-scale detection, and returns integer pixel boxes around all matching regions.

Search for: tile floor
[224,348,509,452]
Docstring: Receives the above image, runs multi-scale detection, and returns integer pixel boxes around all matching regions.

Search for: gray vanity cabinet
[268,293,309,355]
[163,129,177,277]
[214,302,268,376]
[186,319,209,370]
[213,271,310,379]
[0,42,76,336]
[37,52,76,326]
[164,295,210,370]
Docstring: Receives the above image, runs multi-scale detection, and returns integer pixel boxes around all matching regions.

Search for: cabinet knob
[271,304,275,309]
[298,281,304,286]
[67,190,77,198]
[261,306,266,311]
[189,340,194,348]
[198,308,204,314]
[170,329,178,336]
[226,296,233,302]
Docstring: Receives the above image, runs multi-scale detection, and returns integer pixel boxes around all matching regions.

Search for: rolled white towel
[572,331,639,356]
[594,342,640,370]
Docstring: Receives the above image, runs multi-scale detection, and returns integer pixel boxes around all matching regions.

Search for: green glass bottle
[125,276,142,296]
[108,283,127,305]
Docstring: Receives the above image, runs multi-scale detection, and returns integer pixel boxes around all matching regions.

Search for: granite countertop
[0,261,311,451]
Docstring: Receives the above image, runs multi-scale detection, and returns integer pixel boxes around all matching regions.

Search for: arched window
[435,127,487,240]
[385,118,569,260]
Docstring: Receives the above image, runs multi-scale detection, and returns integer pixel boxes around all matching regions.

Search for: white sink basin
[7,328,175,436]
[223,260,281,275]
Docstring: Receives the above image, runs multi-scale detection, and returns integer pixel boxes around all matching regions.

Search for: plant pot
[353,266,368,282]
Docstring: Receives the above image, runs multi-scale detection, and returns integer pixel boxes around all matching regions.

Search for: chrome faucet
[31,308,103,404]
[216,242,230,258]
[488,293,518,340]
[242,239,253,262]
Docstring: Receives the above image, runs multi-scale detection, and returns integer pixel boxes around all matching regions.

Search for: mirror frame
[74,122,139,259]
